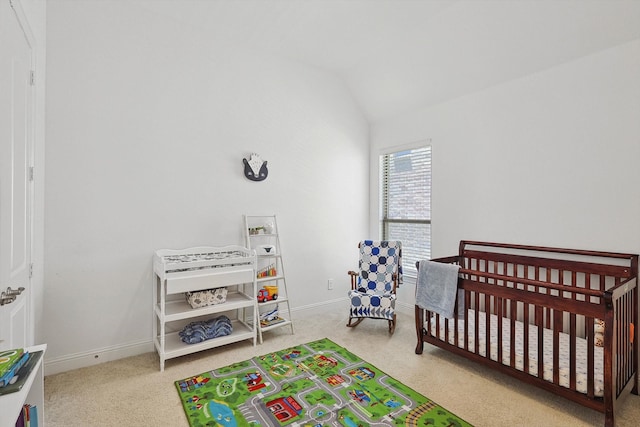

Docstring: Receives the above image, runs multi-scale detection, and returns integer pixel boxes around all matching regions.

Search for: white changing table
[152,246,257,371]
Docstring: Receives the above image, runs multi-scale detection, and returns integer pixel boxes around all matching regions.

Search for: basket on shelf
[185,287,228,309]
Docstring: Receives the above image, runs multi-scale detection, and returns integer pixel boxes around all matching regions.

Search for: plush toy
[594,318,605,347]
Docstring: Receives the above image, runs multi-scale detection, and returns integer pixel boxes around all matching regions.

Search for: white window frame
[379,142,431,277]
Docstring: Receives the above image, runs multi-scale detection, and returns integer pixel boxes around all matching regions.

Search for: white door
[0,0,34,351]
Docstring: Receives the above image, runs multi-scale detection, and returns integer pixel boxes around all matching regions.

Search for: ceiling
[135,0,640,123]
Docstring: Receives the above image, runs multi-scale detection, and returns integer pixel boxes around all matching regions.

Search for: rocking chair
[347,240,402,334]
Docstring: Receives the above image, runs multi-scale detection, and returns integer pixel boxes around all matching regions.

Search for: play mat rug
[175,338,472,427]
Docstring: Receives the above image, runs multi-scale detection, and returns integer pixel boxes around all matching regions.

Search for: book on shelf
[0,351,44,396]
[15,404,39,427]
[0,349,28,388]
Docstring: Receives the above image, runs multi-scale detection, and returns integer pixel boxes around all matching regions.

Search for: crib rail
[415,241,638,427]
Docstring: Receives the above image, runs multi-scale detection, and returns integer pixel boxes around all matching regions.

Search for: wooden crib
[415,241,638,427]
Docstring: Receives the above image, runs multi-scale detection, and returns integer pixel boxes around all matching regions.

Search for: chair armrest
[348,271,358,290]
[392,273,398,294]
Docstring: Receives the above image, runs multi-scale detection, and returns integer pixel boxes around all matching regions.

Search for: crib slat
[463,290,470,351]
[536,305,544,377]
[496,297,503,363]
[553,309,562,385]
[616,287,628,395]
[523,303,530,374]
[484,293,490,358]
[510,300,517,368]
[618,296,623,393]
[474,291,480,354]
[444,312,450,345]
[569,313,577,391]
[587,316,595,398]
[453,307,459,350]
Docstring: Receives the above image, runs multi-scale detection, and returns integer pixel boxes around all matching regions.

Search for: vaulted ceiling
[135,0,640,123]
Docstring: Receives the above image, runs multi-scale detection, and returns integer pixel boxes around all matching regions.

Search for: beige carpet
[44,308,640,426]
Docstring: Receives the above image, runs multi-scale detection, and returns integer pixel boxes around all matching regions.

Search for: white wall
[373,40,640,308]
[44,1,368,372]
[44,1,640,373]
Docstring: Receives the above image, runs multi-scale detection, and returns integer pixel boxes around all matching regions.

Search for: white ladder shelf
[243,214,294,343]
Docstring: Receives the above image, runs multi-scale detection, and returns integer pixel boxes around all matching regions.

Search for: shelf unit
[152,246,257,371]
[0,344,46,427]
[244,214,294,343]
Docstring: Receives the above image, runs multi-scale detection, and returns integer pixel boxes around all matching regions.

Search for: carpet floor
[44,308,640,426]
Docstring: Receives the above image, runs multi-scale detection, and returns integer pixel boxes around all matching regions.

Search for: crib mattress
[427,310,604,396]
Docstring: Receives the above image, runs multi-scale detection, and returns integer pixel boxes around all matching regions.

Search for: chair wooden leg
[347,317,365,328]
[388,315,396,334]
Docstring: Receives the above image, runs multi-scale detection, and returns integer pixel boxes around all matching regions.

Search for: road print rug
[175,338,472,427]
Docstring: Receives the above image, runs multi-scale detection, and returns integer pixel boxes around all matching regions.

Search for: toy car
[257,285,278,303]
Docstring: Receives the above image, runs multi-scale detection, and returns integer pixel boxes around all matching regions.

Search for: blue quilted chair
[347,240,402,334]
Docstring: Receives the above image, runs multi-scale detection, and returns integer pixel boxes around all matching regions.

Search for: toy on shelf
[248,226,265,235]
[257,285,278,303]
[248,220,275,236]
[257,264,277,278]
[260,306,285,328]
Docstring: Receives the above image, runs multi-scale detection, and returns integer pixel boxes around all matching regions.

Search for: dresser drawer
[165,266,255,294]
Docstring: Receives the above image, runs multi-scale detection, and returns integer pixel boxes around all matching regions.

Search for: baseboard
[289,297,347,314]
[44,299,414,375]
[290,298,414,316]
[44,339,154,376]
[394,300,414,315]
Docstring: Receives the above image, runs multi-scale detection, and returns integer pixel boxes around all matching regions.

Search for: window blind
[381,146,431,276]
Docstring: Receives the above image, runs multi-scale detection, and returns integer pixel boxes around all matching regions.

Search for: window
[380,145,431,277]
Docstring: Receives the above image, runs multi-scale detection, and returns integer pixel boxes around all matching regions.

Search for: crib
[414,241,638,427]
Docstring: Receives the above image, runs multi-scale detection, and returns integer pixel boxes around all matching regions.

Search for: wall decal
[243,153,268,181]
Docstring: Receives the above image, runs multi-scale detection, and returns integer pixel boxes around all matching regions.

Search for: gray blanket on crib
[416,260,461,318]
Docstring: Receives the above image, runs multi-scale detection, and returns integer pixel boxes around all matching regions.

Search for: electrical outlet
[328,279,334,290]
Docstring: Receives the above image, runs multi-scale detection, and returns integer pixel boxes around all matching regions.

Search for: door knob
[5,286,25,297]
[0,295,16,306]
[0,287,24,306]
